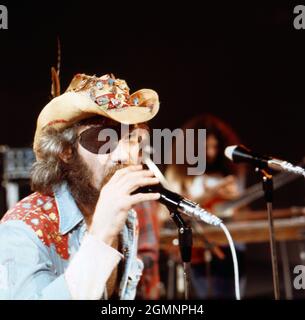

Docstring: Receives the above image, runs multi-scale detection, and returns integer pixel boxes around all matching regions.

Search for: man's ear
[59,147,73,163]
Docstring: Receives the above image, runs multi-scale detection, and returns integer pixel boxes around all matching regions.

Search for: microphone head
[224,144,268,167]
[224,145,238,161]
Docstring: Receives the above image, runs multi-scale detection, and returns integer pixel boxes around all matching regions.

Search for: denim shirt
[0,183,143,300]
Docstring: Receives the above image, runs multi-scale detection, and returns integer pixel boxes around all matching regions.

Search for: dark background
[0,1,305,298]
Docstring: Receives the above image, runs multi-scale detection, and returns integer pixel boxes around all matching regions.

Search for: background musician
[163,113,247,299]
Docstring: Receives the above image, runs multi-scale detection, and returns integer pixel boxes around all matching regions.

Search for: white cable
[219,222,240,300]
[144,156,171,188]
[142,154,241,299]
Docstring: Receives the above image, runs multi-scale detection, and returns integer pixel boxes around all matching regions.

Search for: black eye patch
[78,124,135,154]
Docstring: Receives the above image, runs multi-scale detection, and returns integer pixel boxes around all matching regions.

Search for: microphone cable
[143,154,241,300]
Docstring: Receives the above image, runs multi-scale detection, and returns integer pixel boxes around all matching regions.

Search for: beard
[65,152,127,219]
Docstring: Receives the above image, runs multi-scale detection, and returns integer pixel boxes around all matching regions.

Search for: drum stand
[169,210,193,300]
[257,168,280,300]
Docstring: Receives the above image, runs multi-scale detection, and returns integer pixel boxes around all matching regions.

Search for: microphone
[225,145,305,177]
[138,156,240,299]
[135,184,222,226]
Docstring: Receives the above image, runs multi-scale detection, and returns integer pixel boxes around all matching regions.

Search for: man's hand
[204,175,241,201]
[89,165,160,245]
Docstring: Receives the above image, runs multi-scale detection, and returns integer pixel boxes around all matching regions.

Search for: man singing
[0,73,160,299]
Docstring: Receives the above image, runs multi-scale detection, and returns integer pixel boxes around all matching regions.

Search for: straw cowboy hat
[33,73,159,156]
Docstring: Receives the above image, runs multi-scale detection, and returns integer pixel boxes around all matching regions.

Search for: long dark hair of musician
[168,113,245,186]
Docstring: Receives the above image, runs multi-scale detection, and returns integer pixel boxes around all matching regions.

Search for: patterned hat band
[67,73,140,110]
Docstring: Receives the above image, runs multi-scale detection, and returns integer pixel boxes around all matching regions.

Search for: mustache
[99,163,130,188]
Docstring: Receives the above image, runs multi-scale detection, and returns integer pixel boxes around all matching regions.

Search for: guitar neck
[216,165,304,213]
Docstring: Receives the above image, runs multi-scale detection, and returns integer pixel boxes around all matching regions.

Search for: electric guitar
[212,157,305,217]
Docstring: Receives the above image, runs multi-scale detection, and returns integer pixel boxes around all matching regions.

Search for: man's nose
[109,140,140,165]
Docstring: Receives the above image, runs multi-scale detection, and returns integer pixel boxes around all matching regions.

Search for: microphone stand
[169,210,193,300]
[256,168,280,300]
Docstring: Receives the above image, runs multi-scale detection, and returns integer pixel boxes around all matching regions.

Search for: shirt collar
[53,182,84,235]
